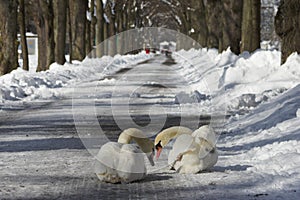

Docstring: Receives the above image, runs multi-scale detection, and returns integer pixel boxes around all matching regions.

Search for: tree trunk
[206,0,243,54]
[67,1,72,63]
[206,0,223,49]
[275,0,300,64]
[105,1,116,55]
[53,0,67,65]
[122,2,129,52]
[125,0,134,53]
[90,0,96,57]
[33,0,55,72]
[115,2,124,54]
[240,0,261,53]
[96,0,104,57]
[69,0,87,61]
[178,2,190,38]
[191,0,208,47]
[0,0,19,76]
[85,1,92,56]
[103,22,109,55]
[18,0,29,71]
[86,19,92,56]
[220,0,243,54]
[181,6,194,51]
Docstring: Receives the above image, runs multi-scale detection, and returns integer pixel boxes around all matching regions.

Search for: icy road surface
[0,55,298,199]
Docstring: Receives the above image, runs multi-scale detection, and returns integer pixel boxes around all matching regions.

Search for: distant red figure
[145,48,150,54]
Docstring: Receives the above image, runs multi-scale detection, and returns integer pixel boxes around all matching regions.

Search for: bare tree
[53,0,67,65]
[86,16,92,56]
[178,1,191,35]
[205,0,243,54]
[90,0,97,57]
[30,0,55,72]
[105,1,116,37]
[241,0,261,53]
[69,0,87,61]
[105,1,116,55]
[275,0,300,64]
[96,0,104,57]
[190,0,208,47]
[0,0,19,76]
[19,0,29,71]
[67,1,72,63]
[220,0,243,54]
[205,0,222,50]
[115,0,126,54]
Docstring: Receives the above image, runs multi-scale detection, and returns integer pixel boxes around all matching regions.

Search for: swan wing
[95,143,146,183]
[196,140,218,171]
[95,142,122,183]
[117,144,146,183]
[168,134,194,165]
[193,125,218,159]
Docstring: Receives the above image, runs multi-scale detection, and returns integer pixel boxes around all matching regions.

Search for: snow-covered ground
[0,48,299,199]
[175,48,300,197]
[0,53,153,105]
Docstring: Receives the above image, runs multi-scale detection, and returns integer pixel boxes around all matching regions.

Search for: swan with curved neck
[154,125,218,174]
[95,128,155,183]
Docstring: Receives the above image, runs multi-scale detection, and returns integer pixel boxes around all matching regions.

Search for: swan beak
[156,146,162,159]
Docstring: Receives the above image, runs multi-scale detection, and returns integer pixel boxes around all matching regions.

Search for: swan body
[155,125,218,174]
[95,128,155,183]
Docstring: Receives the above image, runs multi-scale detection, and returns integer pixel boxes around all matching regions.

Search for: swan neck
[117,132,132,144]
[156,126,193,147]
[117,128,153,153]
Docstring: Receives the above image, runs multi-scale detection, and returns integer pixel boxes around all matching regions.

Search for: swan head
[154,126,193,159]
[154,137,166,159]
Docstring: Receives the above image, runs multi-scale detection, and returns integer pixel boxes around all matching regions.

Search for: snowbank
[174,48,300,113]
[171,48,300,196]
[0,53,153,105]
[217,83,300,194]
[5,47,299,114]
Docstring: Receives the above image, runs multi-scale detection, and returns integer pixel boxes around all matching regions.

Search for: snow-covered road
[0,54,299,199]
[0,55,212,199]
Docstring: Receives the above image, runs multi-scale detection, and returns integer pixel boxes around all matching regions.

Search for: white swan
[95,128,155,183]
[154,125,218,174]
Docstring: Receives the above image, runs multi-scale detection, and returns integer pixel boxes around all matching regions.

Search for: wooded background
[0,0,299,76]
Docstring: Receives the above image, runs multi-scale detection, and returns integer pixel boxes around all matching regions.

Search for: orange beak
[156,146,162,159]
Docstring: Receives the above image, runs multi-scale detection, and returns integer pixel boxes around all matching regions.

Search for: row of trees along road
[0,0,299,76]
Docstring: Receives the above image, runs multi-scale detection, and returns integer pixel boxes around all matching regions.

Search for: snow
[175,15,182,25]
[0,53,153,105]
[86,10,92,21]
[173,48,300,114]
[1,47,300,199]
[102,0,107,7]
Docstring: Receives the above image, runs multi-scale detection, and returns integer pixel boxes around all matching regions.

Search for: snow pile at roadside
[173,48,300,197]
[174,48,300,196]
[174,48,300,113]
[0,53,152,104]
[217,83,300,196]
